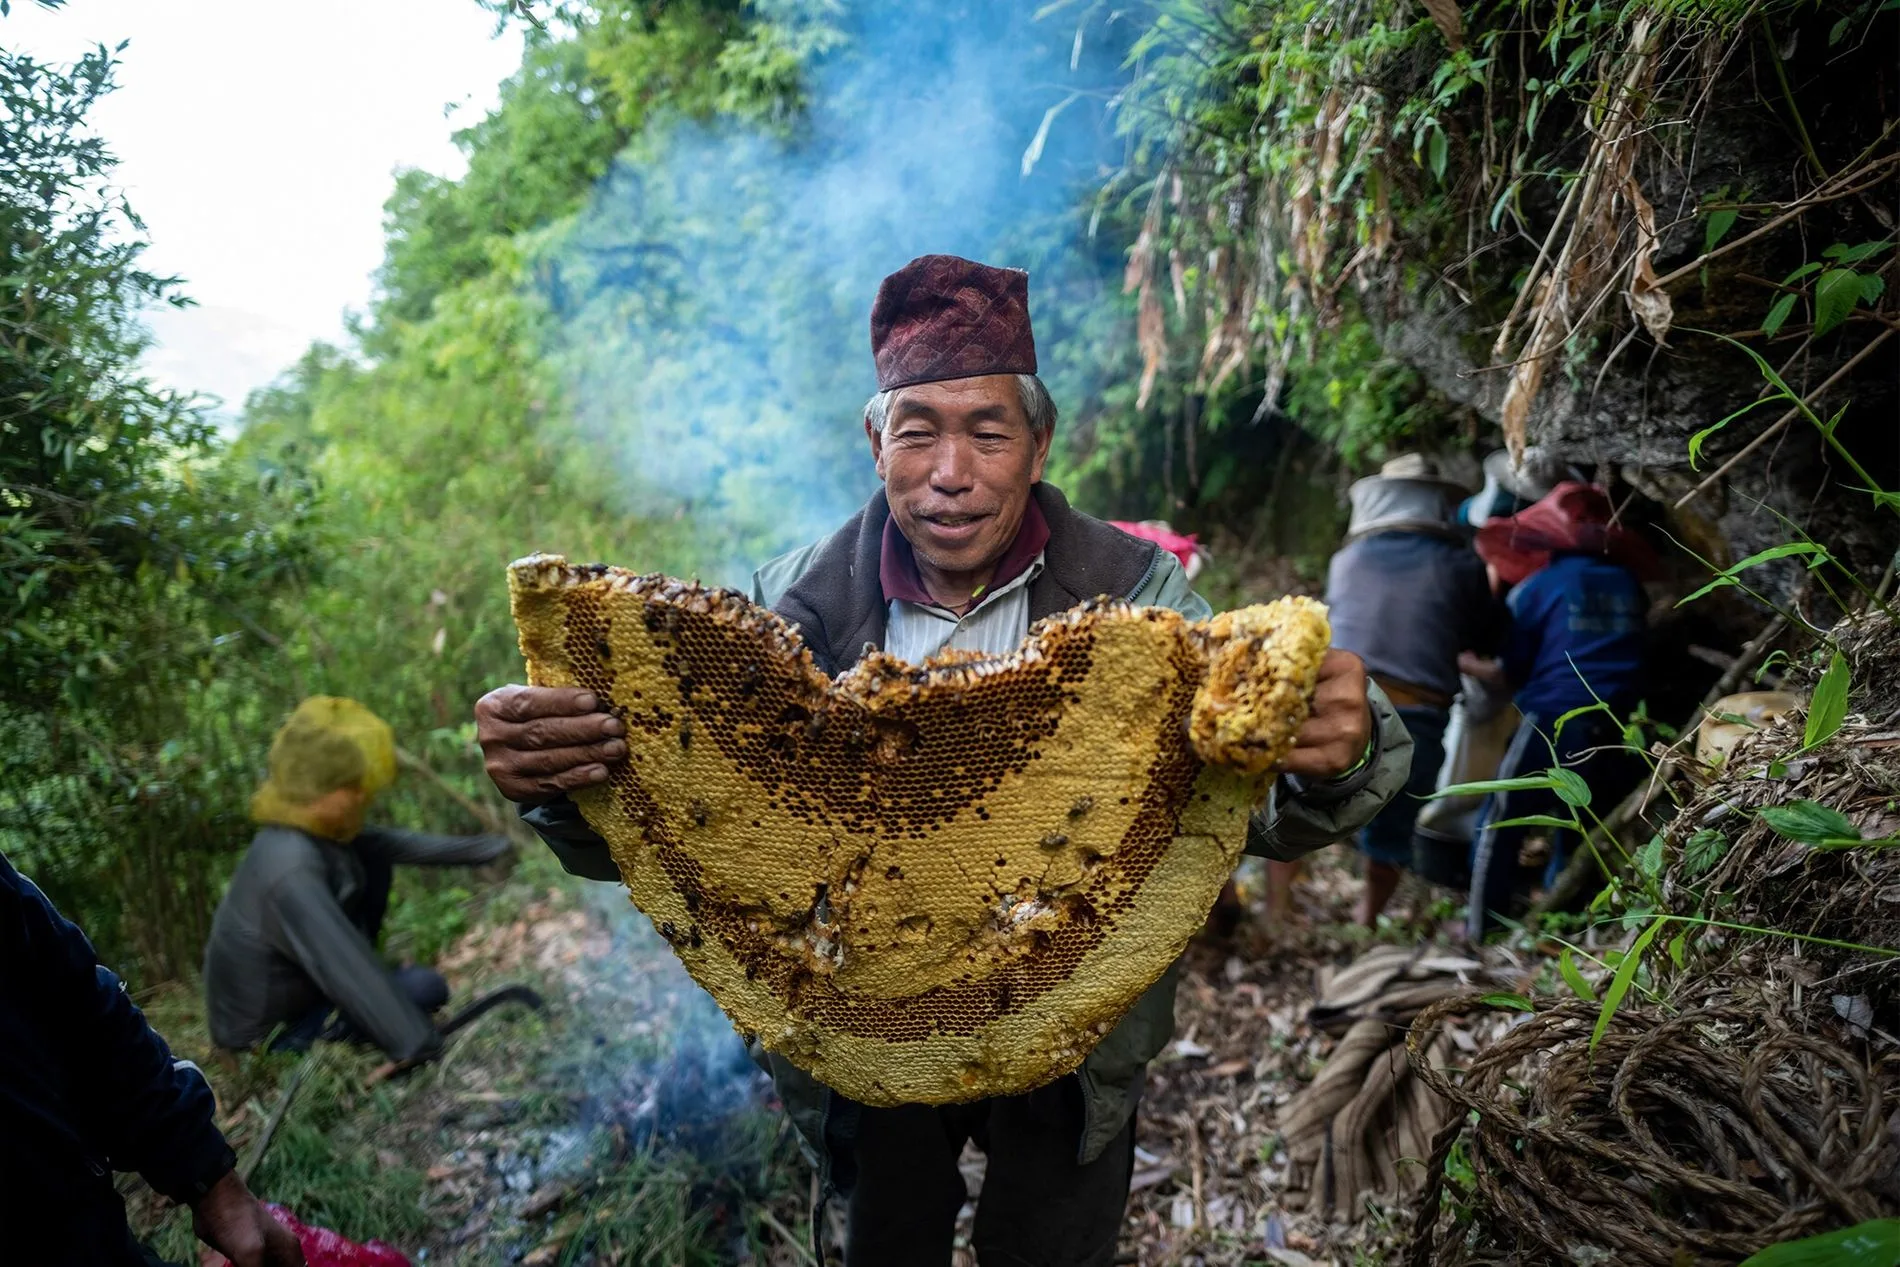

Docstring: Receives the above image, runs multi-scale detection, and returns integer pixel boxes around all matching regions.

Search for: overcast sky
[4,0,523,414]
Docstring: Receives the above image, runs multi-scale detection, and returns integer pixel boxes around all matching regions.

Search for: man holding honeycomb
[475,255,1409,1265]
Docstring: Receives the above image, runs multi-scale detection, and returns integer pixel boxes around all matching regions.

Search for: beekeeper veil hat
[250,697,397,839]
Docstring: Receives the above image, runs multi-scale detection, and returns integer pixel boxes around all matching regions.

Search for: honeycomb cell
[506,554,1328,1104]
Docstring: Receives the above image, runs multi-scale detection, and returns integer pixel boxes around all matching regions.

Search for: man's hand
[1458,651,1507,685]
[192,1170,304,1267]
[1281,649,1373,781]
[475,685,626,804]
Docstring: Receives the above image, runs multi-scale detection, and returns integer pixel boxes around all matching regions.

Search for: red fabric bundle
[1474,481,1660,586]
[1109,520,1201,571]
[205,1206,411,1267]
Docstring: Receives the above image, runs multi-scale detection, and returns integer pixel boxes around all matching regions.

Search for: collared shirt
[883,551,1045,663]
[878,496,1053,663]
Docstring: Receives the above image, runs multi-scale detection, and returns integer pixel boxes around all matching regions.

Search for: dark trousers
[843,1076,1135,1267]
[270,852,449,1052]
[1467,711,1642,937]
[1354,705,1449,868]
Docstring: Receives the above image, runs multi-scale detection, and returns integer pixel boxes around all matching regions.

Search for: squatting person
[474,255,1411,1266]
[205,696,510,1065]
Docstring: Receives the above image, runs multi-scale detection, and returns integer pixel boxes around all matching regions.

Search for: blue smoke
[541,0,1131,583]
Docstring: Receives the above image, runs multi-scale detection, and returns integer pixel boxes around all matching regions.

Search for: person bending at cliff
[1324,454,1500,926]
[205,697,510,1064]
[473,255,1412,1267]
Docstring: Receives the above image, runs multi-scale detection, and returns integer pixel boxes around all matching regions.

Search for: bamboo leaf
[1759,801,1860,845]
[1687,394,1785,469]
[1761,292,1797,338]
[1481,992,1536,1013]
[1703,208,1738,255]
[1803,650,1849,750]
[1590,916,1664,1056]
[1668,929,1689,969]
[1428,774,1561,798]
[1738,1218,1900,1267]
[1676,542,1826,606]
[1427,126,1448,181]
[1484,814,1579,831]
[1559,948,1595,1001]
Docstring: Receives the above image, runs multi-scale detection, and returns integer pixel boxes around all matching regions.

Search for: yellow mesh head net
[250,697,397,839]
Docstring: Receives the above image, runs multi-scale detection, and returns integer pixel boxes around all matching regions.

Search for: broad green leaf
[1635,834,1665,880]
[1559,948,1595,1001]
[1429,774,1561,799]
[1703,208,1738,254]
[1759,801,1860,845]
[1781,260,1824,284]
[1682,828,1729,878]
[1481,992,1536,1013]
[1803,651,1849,750]
[1762,292,1797,338]
[1738,1217,1900,1267]
[1667,929,1689,968]
[1550,767,1591,808]
[1427,126,1448,181]
[1859,274,1886,304]
[1591,915,1664,1055]
[1676,542,1827,606]
[1813,269,1862,336]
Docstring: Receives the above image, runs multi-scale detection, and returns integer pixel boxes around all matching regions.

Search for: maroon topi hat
[870,254,1038,392]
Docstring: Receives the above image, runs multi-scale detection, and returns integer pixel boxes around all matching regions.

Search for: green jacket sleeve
[264,879,442,1062]
[354,826,511,867]
[1245,680,1413,861]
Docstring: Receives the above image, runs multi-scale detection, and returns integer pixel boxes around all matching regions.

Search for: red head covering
[870,254,1037,391]
[1474,481,1661,587]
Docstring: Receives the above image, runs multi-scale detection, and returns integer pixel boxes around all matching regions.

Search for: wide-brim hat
[1346,463,1464,539]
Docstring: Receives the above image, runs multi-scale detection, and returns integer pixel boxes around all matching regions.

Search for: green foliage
[1591,915,1664,1056]
[1758,800,1861,846]
[1739,1218,1900,1267]
[1803,651,1850,750]
[0,45,316,975]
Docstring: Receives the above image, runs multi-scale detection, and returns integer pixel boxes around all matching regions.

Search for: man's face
[868,374,1052,578]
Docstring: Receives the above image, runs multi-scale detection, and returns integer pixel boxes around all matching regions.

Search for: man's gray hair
[863,373,1057,438]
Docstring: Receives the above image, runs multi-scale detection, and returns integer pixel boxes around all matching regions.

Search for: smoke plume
[542,0,1132,582]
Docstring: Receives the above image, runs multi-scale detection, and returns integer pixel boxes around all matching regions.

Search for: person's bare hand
[1281,649,1372,780]
[475,685,625,804]
[192,1170,304,1267]
[1458,651,1506,684]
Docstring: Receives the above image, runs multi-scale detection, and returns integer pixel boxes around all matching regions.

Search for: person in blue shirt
[1461,481,1657,937]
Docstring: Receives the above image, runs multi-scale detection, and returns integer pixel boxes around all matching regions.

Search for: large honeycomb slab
[508,555,1329,1104]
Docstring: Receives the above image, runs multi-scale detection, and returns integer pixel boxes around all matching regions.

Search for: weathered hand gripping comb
[508,555,1330,1104]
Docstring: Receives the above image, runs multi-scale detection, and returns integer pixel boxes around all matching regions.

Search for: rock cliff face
[1377,11,1898,603]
